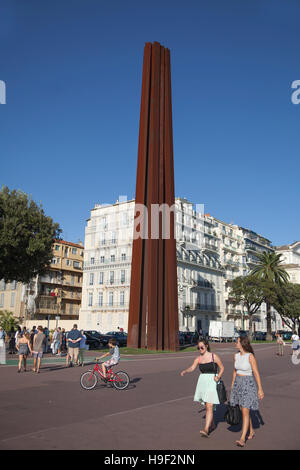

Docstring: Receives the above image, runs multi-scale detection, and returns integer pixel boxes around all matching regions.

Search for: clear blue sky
[1,0,299,246]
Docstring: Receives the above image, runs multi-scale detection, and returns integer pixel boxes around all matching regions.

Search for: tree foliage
[271,283,300,331]
[0,310,20,332]
[0,186,61,283]
[250,252,289,339]
[228,275,265,337]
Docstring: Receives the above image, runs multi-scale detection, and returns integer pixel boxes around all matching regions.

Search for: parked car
[178,332,185,345]
[83,331,105,349]
[253,331,266,341]
[105,331,128,347]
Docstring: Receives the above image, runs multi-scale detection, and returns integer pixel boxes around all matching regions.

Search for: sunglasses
[198,346,206,351]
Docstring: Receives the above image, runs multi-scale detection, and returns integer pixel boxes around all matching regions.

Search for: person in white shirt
[291,332,299,357]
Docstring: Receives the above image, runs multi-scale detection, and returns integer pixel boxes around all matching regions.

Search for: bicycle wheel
[80,370,97,390]
[113,371,130,390]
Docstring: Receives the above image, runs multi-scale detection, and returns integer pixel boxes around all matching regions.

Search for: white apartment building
[79,197,284,334]
[275,241,300,284]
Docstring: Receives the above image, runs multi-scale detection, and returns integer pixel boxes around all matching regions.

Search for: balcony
[182,303,219,313]
[84,257,131,268]
[92,302,129,310]
[203,242,218,252]
[191,279,213,289]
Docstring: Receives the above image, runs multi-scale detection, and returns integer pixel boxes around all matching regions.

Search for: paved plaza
[0,343,299,450]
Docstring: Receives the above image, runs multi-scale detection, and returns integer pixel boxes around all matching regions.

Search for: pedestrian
[181,338,225,437]
[15,326,22,344]
[51,328,58,354]
[291,331,300,358]
[16,332,32,372]
[56,327,62,356]
[8,327,16,354]
[32,326,46,373]
[78,330,87,366]
[61,328,67,353]
[275,331,285,356]
[66,324,82,367]
[0,326,6,364]
[43,327,49,353]
[29,328,36,350]
[230,335,264,447]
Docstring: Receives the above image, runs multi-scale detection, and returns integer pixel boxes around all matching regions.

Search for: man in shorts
[66,324,82,367]
[32,326,46,373]
[96,338,120,381]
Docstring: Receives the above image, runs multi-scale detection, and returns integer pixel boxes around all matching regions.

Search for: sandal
[236,439,245,447]
[248,432,255,440]
[200,430,209,438]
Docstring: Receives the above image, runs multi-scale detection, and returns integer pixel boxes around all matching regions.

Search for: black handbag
[224,403,242,425]
[212,353,227,404]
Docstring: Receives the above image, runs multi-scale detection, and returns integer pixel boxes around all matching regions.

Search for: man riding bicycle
[95,338,120,381]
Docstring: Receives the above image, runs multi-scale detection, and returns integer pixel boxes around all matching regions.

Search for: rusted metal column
[127,42,179,351]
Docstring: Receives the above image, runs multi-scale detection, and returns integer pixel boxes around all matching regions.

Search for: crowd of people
[0,323,88,370]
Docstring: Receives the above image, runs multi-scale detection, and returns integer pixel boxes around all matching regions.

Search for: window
[121,270,126,283]
[111,232,116,244]
[100,256,105,263]
[120,291,125,306]
[72,248,77,254]
[0,293,4,307]
[55,245,60,251]
[65,247,69,256]
[109,292,114,306]
[10,292,15,308]
[66,259,71,266]
[110,271,114,284]
[121,253,126,261]
[11,281,17,290]
[90,257,95,265]
[111,255,115,262]
[98,292,103,307]
[88,292,93,307]
[52,258,56,264]
[73,261,81,269]
[69,303,73,314]
[99,272,104,285]
[89,273,94,285]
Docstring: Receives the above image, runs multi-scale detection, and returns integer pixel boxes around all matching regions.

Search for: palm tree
[250,252,289,340]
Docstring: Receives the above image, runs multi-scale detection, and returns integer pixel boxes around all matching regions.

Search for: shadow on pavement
[198,404,265,434]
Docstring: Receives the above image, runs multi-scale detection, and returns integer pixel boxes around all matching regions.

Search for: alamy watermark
[291,80,300,105]
[0,80,6,104]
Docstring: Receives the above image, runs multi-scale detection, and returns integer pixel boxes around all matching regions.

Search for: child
[96,338,120,381]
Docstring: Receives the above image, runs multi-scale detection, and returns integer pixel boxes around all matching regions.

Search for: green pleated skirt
[194,373,220,405]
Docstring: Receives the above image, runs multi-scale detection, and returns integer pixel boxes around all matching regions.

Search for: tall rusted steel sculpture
[128,42,179,351]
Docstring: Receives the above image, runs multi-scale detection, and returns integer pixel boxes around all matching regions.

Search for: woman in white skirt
[181,338,224,437]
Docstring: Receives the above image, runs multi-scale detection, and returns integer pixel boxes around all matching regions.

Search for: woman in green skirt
[181,338,224,437]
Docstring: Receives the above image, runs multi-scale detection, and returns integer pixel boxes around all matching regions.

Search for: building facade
[276,242,300,284]
[0,240,84,330]
[79,198,285,334]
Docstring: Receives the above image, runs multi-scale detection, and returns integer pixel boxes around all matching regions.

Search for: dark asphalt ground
[0,343,299,450]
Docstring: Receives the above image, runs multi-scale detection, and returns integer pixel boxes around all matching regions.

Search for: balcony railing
[84,257,131,268]
[90,302,129,309]
[182,303,219,313]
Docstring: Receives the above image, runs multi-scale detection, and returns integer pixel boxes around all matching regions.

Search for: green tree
[250,252,289,340]
[0,310,20,332]
[0,186,61,283]
[271,283,300,332]
[228,276,265,338]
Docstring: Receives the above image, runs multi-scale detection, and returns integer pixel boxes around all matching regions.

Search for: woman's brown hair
[198,338,211,352]
[239,335,255,355]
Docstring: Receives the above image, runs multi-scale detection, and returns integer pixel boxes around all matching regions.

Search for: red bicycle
[80,360,130,391]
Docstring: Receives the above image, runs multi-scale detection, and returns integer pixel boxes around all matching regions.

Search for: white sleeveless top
[235,352,252,376]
